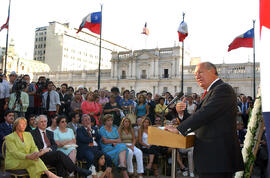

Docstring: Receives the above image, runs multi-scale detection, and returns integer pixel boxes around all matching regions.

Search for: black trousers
[41,150,76,177]
[198,172,233,178]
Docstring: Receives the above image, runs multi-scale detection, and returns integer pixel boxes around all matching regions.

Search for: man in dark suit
[0,110,14,152]
[31,114,91,177]
[77,114,112,174]
[166,62,244,178]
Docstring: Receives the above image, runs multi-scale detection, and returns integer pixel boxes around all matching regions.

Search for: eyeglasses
[155,120,161,122]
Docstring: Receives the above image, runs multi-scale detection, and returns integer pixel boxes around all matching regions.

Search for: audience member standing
[0,73,10,122]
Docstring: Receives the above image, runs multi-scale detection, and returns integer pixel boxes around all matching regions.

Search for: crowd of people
[0,70,266,178]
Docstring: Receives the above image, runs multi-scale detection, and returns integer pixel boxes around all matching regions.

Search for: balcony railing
[162,74,169,78]
[120,75,126,79]
[141,74,147,79]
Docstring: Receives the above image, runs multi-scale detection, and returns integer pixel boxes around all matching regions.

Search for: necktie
[201,90,207,100]
[46,91,50,111]
[43,131,51,147]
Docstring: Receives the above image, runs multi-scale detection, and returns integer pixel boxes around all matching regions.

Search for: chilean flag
[0,0,10,32]
[178,21,188,42]
[77,11,101,35]
[260,0,270,35]
[228,28,254,52]
[142,22,149,36]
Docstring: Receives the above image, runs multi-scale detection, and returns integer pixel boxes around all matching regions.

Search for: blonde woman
[5,117,59,178]
[118,117,144,178]
[138,117,160,177]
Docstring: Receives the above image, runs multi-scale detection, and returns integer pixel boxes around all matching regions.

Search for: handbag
[126,107,136,124]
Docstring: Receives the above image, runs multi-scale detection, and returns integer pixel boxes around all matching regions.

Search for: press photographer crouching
[8,76,29,118]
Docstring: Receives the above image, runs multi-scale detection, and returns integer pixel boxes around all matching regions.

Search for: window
[43,50,45,54]
[163,69,169,78]
[121,70,126,79]
[233,87,239,95]
[187,87,192,95]
[141,70,147,79]
[163,87,168,93]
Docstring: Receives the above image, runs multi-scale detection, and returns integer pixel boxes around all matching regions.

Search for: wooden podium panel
[148,126,195,149]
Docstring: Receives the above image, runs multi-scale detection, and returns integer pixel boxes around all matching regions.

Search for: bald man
[166,62,244,178]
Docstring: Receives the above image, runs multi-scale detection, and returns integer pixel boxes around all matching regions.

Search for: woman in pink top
[81,92,103,126]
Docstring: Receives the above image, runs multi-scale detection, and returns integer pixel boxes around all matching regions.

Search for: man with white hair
[31,115,92,177]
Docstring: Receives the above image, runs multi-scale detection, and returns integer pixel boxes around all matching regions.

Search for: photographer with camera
[34,76,48,115]
[42,81,61,126]
[0,73,10,122]
[8,76,29,118]
[22,74,37,119]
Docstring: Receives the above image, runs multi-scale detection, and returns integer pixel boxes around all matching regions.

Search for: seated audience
[70,90,83,114]
[25,114,37,132]
[118,117,144,177]
[31,115,91,177]
[135,94,149,119]
[0,110,15,152]
[5,117,58,178]
[76,114,112,173]
[54,115,77,163]
[154,97,168,120]
[100,114,129,178]
[138,117,160,177]
[89,152,113,178]
[103,94,122,126]
[67,112,81,135]
[46,114,58,132]
[81,92,103,126]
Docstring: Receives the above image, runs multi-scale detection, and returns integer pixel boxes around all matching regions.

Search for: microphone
[166,91,184,107]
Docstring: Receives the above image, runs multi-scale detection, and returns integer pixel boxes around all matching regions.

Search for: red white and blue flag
[178,21,188,42]
[0,0,10,32]
[77,11,101,35]
[142,22,149,36]
[228,28,254,52]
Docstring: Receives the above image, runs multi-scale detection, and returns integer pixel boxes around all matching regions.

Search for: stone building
[33,21,129,71]
[33,46,260,97]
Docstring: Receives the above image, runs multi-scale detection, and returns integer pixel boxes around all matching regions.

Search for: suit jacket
[67,122,80,135]
[76,126,101,159]
[177,79,244,173]
[0,122,13,152]
[30,128,57,152]
[5,132,39,169]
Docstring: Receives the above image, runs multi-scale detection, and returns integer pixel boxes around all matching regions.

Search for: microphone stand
[161,91,183,178]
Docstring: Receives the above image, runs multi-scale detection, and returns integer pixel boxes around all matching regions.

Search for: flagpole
[97,4,103,90]
[4,0,11,75]
[253,20,256,100]
[181,12,185,92]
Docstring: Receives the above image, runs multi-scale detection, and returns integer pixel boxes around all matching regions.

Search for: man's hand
[165,125,180,134]
[176,99,186,113]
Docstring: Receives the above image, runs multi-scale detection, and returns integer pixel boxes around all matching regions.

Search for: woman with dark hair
[47,114,58,132]
[154,97,168,119]
[5,117,59,178]
[81,92,103,126]
[135,95,149,119]
[103,94,122,126]
[89,152,113,178]
[54,115,77,164]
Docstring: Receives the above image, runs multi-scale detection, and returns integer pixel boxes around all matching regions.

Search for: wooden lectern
[148,126,195,178]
